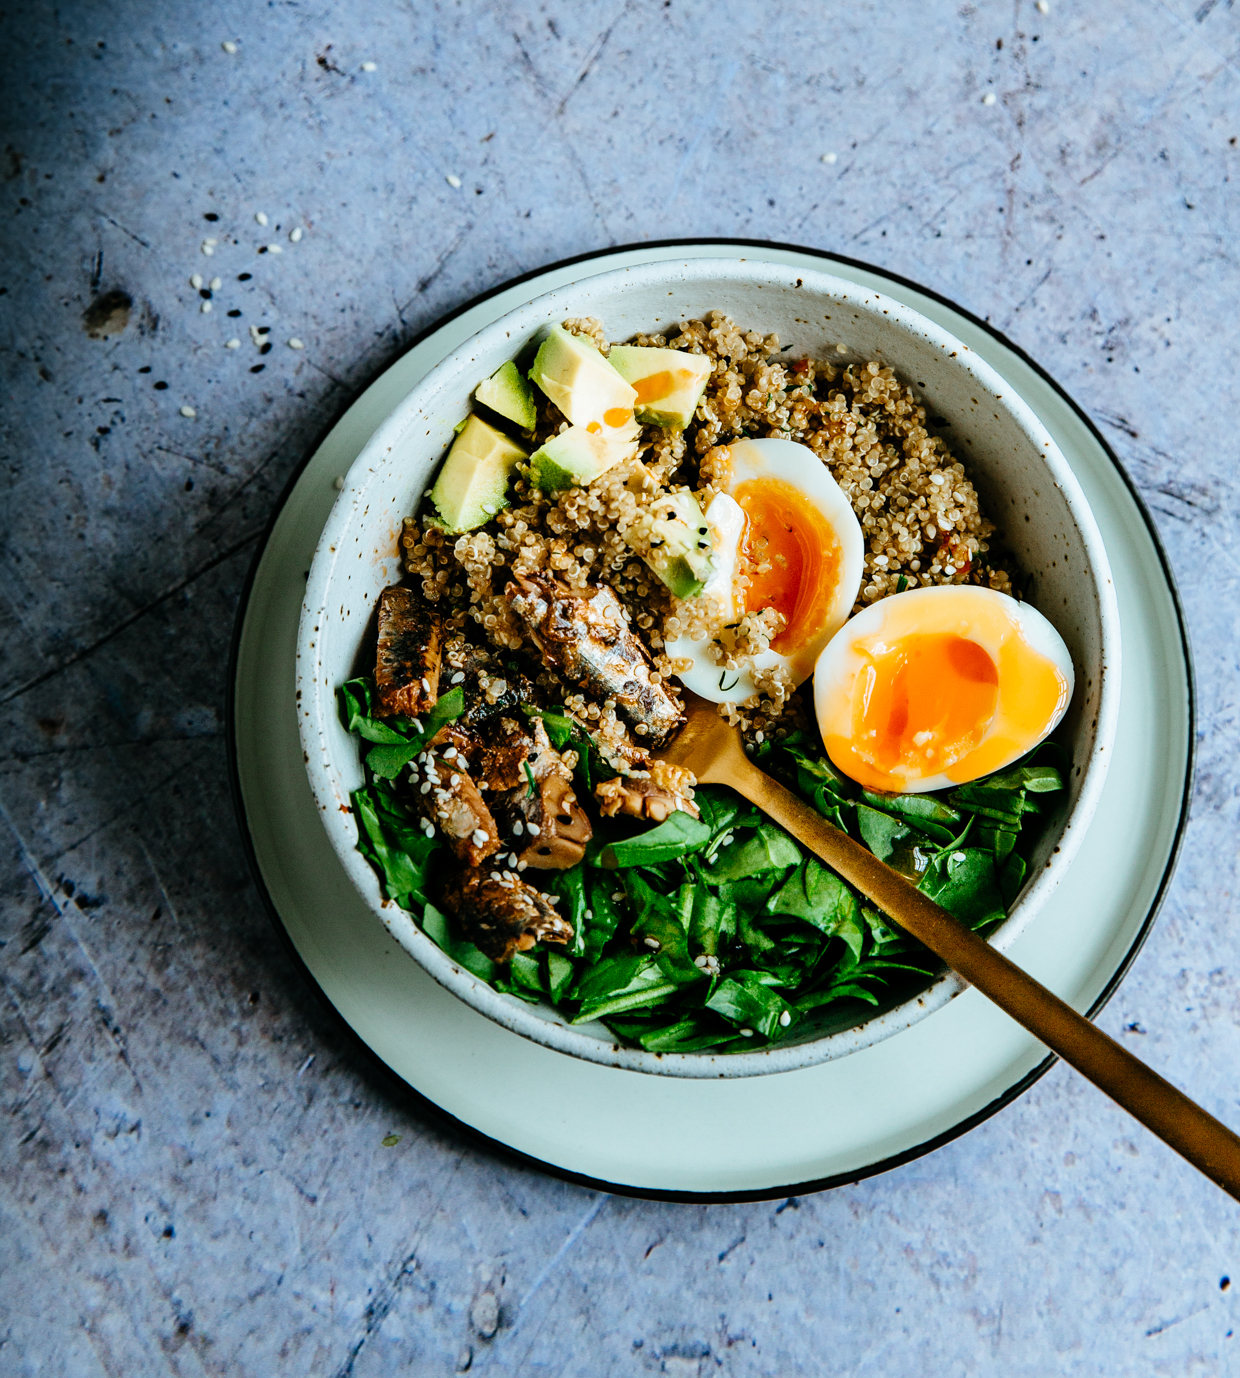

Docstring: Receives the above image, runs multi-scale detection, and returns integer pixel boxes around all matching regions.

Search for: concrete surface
[3,2,1240,1374]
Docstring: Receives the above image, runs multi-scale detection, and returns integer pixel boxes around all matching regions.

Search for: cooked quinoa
[400,311,1012,764]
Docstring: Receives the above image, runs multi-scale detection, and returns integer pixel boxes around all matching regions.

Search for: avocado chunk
[475,360,538,431]
[430,414,528,533]
[641,490,716,598]
[528,424,637,493]
[528,325,638,430]
[607,346,712,430]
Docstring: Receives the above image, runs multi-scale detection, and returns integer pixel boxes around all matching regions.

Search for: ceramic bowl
[296,257,1121,1078]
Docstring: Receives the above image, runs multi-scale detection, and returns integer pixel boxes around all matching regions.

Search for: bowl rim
[295,255,1122,1079]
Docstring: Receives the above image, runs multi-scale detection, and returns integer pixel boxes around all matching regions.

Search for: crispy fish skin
[439,867,573,963]
[409,746,499,866]
[375,586,442,717]
[440,637,535,732]
[505,573,684,746]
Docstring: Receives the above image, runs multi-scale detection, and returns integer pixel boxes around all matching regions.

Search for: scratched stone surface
[3,1,1240,1373]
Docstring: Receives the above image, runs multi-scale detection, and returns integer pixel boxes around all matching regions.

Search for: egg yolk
[823,603,1071,792]
[633,369,699,405]
[735,477,841,664]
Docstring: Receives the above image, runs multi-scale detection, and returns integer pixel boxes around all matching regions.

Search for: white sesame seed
[289,227,303,243]
[512,820,524,836]
[421,677,431,692]
[443,747,457,760]
[225,338,241,349]
[451,671,465,684]
[179,405,197,418]
[288,338,304,349]
[445,174,462,188]
[584,909,593,921]
[489,872,502,883]
[506,855,517,869]
[527,822,541,837]
[209,276,222,290]
[740,1028,754,1037]
[982,92,997,106]
[778,1011,792,1027]
[255,211,268,226]
[360,60,377,71]
[333,475,345,490]
[409,718,422,732]
[449,773,460,786]
[611,891,624,902]
[419,782,431,795]
[1036,0,1049,10]
[821,152,837,164]
[694,955,708,968]
[221,40,238,53]
[190,273,204,289]
[517,860,527,871]
[200,301,212,313]
[546,894,560,904]
[835,342,847,354]
[201,243,215,256]
[481,504,496,515]
[471,828,487,846]
[267,243,283,254]
[643,937,660,949]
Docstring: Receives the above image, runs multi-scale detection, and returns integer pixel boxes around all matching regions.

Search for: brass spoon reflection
[660,690,1240,1202]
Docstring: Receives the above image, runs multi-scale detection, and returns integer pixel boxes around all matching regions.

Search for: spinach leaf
[601,811,713,868]
[549,864,590,959]
[855,804,910,862]
[638,1016,740,1053]
[509,950,546,994]
[339,678,413,744]
[547,951,576,1003]
[919,847,1006,927]
[861,789,961,845]
[706,972,797,1040]
[999,852,1028,907]
[984,763,1064,793]
[572,954,681,1023]
[352,785,437,906]
[421,902,498,982]
[695,786,761,838]
[689,885,736,956]
[365,685,466,779]
[766,858,862,941]
[625,875,702,984]
[703,823,801,881]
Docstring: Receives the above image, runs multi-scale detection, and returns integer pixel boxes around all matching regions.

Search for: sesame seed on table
[1,3,1237,1375]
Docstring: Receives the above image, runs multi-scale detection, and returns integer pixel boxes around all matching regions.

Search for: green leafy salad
[341,675,1065,1054]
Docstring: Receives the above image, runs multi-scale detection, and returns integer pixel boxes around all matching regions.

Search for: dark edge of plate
[225,238,1196,1205]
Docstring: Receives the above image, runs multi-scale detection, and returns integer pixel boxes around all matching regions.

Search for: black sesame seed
[138,365,151,373]
[260,341,272,355]
[237,272,252,281]
[203,211,219,221]
[199,288,212,300]
[153,380,168,390]
[250,364,265,373]
[227,308,241,317]
[256,325,269,335]
[257,246,267,254]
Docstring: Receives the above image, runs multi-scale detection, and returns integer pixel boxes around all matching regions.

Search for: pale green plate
[228,242,1191,1200]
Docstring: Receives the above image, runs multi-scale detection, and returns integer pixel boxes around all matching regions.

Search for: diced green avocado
[430,414,528,533]
[528,424,637,493]
[643,490,716,598]
[474,360,538,431]
[528,325,638,429]
[607,345,712,430]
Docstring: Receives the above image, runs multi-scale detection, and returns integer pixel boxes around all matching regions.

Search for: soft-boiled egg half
[668,438,864,703]
[814,585,1074,793]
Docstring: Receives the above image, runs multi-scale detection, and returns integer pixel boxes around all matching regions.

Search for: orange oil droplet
[602,407,632,428]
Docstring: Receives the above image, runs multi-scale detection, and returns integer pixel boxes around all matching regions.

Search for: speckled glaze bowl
[296,258,1121,1079]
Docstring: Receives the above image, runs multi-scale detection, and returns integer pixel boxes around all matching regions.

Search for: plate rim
[225,237,1196,1203]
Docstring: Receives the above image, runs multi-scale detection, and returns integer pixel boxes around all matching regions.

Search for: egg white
[667,438,864,704]
[813,585,1075,792]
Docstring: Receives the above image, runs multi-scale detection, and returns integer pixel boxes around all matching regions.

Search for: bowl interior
[296,258,1119,1078]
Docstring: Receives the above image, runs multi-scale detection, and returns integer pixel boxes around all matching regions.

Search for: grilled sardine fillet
[375,586,442,717]
[439,868,573,963]
[409,746,499,866]
[440,637,535,731]
[484,715,592,869]
[505,573,684,746]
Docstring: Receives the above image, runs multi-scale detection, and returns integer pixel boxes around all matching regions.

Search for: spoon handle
[734,760,1240,1202]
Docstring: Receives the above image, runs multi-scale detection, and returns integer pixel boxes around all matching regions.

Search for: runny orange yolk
[633,369,698,405]
[587,408,634,434]
[734,477,841,662]
[857,633,999,778]
[824,613,1070,791]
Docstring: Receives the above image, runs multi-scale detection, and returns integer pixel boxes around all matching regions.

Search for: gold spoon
[660,690,1240,1202]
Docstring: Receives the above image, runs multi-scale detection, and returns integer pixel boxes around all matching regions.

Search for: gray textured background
[3,2,1240,1374]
